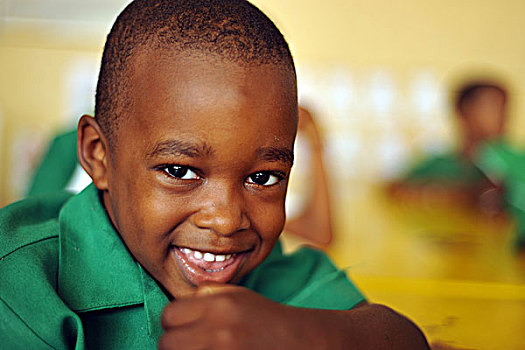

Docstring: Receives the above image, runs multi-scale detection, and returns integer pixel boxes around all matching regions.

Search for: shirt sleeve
[240,241,366,310]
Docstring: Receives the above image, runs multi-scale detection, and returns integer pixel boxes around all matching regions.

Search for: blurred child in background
[390,79,525,249]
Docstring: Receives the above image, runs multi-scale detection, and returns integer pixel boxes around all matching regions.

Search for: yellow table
[285,182,525,349]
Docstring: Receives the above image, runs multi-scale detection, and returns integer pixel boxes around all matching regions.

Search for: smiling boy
[0,0,428,349]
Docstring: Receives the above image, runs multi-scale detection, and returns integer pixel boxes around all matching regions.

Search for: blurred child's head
[455,81,507,142]
[78,0,298,298]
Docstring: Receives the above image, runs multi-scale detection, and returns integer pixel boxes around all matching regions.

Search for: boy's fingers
[162,284,246,329]
[159,328,208,350]
[195,282,240,296]
[161,298,205,329]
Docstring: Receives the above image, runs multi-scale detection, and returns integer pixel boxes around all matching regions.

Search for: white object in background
[62,57,99,124]
[369,71,396,117]
[65,164,92,193]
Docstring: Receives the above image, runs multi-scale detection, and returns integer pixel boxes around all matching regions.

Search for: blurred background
[1,0,525,348]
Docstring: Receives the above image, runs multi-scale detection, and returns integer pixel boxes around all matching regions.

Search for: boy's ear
[77,115,110,191]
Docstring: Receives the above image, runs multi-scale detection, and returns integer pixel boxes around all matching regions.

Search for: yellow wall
[0,44,101,203]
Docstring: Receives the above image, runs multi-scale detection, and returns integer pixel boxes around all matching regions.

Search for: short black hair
[95,0,295,145]
[455,81,507,113]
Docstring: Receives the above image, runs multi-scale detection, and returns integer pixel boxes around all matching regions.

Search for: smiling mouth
[171,246,248,286]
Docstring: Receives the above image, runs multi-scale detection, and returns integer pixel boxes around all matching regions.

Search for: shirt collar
[57,184,168,337]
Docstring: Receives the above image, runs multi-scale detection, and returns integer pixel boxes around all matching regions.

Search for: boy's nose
[191,186,250,236]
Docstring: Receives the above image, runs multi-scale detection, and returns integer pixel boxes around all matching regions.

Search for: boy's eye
[246,172,281,186]
[163,165,199,180]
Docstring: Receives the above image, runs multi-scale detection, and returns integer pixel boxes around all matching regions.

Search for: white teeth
[203,253,215,262]
[178,247,236,261]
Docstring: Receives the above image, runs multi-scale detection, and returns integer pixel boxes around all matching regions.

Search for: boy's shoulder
[0,187,154,348]
[0,191,81,348]
[242,242,366,310]
[0,191,73,260]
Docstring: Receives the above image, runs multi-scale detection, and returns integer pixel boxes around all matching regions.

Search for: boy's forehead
[132,48,295,85]
[120,49,298,141]
[129,50,296,110]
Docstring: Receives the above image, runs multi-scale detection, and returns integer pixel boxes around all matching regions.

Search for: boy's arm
[295,301,429,349]
[160,284,429,350]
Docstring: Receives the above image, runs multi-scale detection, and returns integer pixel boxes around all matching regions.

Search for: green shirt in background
[403,141,525,246]
[27,130,79,197]
[403,152,487,187]
[0,184,365,349]
[476,140,525,246]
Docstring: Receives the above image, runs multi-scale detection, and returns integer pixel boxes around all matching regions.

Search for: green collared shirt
[0,185,365,349]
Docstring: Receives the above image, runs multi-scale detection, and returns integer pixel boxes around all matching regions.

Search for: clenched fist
[159,283,314,350]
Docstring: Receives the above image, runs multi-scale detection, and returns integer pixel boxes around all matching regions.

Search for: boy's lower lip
[171,246,246,286]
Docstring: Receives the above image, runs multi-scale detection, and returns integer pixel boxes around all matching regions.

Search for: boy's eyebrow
[257,147,294,166]
[146,141,293,165]
[146,140,214,158]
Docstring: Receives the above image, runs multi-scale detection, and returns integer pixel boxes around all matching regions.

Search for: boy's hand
[159,283,308,350]
[159,283,429,350]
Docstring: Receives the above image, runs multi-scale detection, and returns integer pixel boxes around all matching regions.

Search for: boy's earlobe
[77,115,110,190]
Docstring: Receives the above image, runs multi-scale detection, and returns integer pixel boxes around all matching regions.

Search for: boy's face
[461,88,507,140]
[99,52,297,299]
